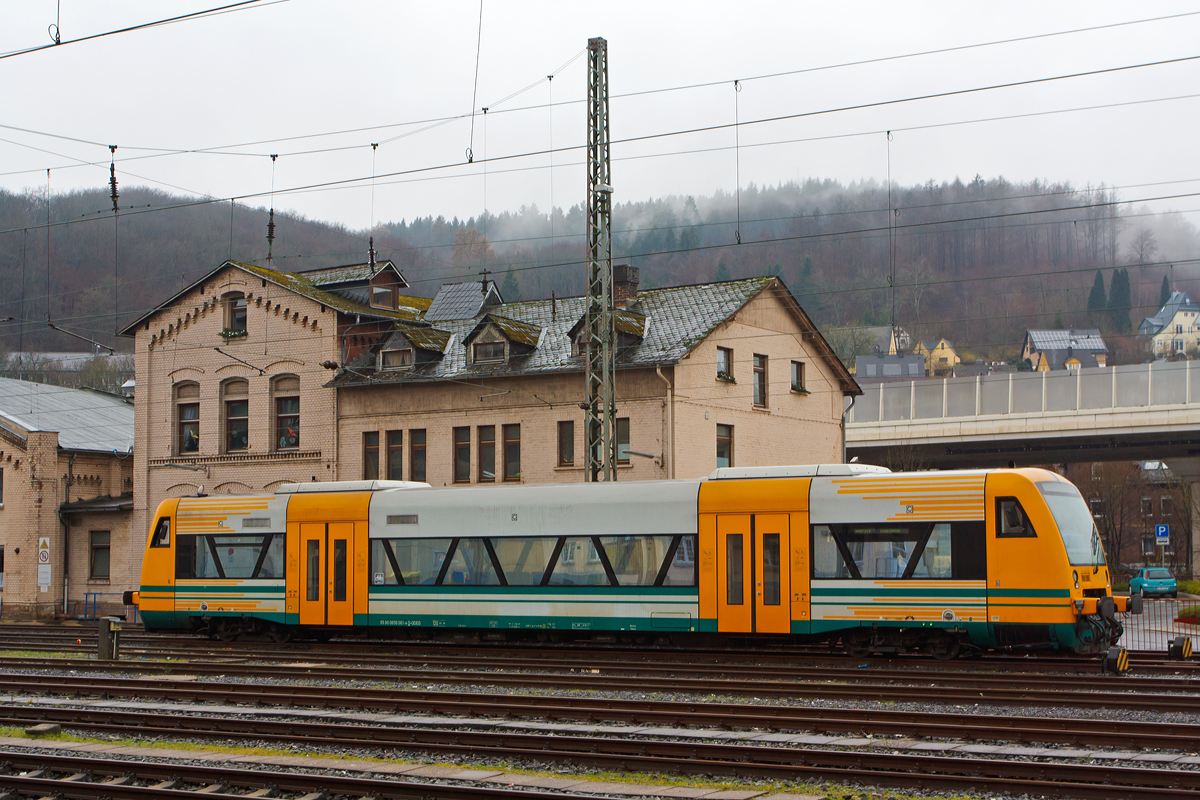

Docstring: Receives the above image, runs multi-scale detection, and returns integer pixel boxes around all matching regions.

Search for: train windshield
[1037,481,1106,568]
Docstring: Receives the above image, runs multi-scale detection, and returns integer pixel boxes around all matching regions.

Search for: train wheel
[213,620,238,643]
[265,624,292,644]
[843,630,871,657]
[928,635,961,661]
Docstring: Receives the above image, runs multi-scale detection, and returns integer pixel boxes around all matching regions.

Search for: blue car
[1130,567,1178,598]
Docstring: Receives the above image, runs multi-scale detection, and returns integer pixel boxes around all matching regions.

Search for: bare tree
[1126,227,1159,267]
[1065,461,1145,573]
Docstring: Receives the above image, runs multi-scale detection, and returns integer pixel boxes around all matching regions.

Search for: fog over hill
[1,175,1196,364]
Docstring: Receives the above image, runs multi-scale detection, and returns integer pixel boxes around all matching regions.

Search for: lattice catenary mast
[584,36,616,482]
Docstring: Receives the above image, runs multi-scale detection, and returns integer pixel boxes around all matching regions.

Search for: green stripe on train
[366,612,698,631]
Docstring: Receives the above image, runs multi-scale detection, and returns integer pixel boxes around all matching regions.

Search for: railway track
[0,715,1197,799]
[0,654,1194,709]
[2,622,1196,676]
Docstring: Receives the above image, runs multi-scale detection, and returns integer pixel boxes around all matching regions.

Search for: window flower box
[717,371,736,384]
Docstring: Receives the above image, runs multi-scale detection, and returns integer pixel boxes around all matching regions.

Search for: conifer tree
[1107,268,1132,333]
[1161,274,1172,308]
[1087,270,1107,321]
[714,257,732,283]
[501,266,520,301]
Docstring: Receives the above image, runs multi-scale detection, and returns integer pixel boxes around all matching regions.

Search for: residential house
[852,352,926,384]
[121,259,860,587]
[1140,291,1200,357]
[861,325,911,356]
[331,266,861,484]
[0,378,135,619]
[1021,329,1108,369]
[912,338,961,375]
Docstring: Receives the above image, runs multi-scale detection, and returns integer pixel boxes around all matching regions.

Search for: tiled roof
[1026,329,1107,352]
[612,308,648,338]
[119,260,430,336]
[385,322,452,353]
[1140,291,1200,335]
[329,277,856,394]
[424,281,503,322]
[1042,348,1100,370]
[470,314,543,347]
[0,377,134,453]
[297,260,406,288]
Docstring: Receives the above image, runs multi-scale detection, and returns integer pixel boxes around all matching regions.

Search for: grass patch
[1178,579,1200,595]
[1112,581,1130,593]
[0,650,76,659]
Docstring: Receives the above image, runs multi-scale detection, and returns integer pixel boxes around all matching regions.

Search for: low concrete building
[0,378,134,619]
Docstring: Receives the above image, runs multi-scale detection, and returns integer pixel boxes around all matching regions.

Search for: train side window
[909,524,952,579]
[386,538,452,585]
[441,538,503,586]
[150,517,171,548]
[491,537,553,586]
[951,521,987,579]
[811,525,856,579]
[996,498,1036,538]
[762,533,781,605]
[600,535,675,586]
[370,539,404,586]
[547,537,615,586]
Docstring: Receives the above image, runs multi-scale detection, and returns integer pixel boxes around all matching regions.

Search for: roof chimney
[613,264,639,308]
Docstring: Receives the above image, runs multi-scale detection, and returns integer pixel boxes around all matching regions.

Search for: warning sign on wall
[37,538,51,592]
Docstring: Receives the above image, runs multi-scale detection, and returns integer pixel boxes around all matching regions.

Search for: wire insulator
[368,236,376,268]
[108,162,119,213]
[266,207,276,263]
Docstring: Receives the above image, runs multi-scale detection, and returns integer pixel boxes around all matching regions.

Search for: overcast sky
[3,1,1200,231]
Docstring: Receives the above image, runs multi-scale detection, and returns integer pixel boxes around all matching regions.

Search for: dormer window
[381,348,414,370]
[474,342,505,363]
[371,286,396,310]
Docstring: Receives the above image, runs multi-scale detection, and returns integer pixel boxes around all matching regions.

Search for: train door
[717,514,789,634]
[717,515,752,632]
[754,514,790,634]
[298,522,355,626]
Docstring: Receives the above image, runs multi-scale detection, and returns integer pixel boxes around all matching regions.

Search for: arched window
[221,378,249,452]
[174,382,200,455]
[272,375,300,450]
[222,291,247,337]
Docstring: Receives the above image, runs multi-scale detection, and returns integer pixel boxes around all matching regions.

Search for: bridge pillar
[1164,458,1200,577]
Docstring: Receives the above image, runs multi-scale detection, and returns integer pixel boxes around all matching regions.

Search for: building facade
[0,378,134,619]
[123,260,858,586]
[1140,291,1200,357]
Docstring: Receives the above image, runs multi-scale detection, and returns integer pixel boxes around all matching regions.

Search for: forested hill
[0,176,1196,363]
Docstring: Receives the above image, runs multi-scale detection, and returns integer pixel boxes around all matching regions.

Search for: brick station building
[121,258,859,584]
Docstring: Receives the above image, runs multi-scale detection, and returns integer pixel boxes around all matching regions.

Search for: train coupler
[1169,636,1193,660]
[1102,646,1130,675]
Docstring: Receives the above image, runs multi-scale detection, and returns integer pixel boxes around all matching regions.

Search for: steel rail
[0,750,581,800]
[3,694,1199,753]
[0,716,1195,799]
[0,656,1196,708]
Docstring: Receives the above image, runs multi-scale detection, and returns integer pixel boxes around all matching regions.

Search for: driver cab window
[150,517,171,548]
[996,498,1036,538]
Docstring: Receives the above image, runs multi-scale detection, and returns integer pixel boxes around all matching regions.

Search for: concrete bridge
[844,361,1200,570]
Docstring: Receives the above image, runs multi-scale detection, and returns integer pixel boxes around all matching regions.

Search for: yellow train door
[298,521,355,626]
[717,515,752,632]
[299,523,326,626]
[717,514,789,634]
[754,514,790,634]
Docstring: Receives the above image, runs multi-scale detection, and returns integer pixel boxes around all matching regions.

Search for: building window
[454,427,471,483]
[1089,498,1105,518]
[478,425,496,482]
[223,292,247,336]
[1142,498,1153,516]
[386,430,403,481]
[410,429,426,482]
[0,467,4,504]
[371,285,396,310]
[175,382,200,454]
[474,341,505,363]
[222,379,249,452]
[717,346,733,380]
[616,418,630,463]
[503,424,521,481]
[89,531,111,579]
[1176,324,1184,334]
[558,421,574,466]
[0,545,4,590]
[1162,496,1174,517]
[791,361,806,392]
[363,431,380,480]
[272,376,300,450]
[381,348,413,370]
[716,424,733,468]
[1174,339,1185,353]
[1142,535,1157,556]
[753,354,768,407]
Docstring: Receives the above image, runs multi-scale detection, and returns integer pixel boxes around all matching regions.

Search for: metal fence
[83,592,138,623]
[1117,598,1198,652]
[849,361,1200,423]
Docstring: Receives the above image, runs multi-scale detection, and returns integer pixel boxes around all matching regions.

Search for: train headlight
[1072,569,1079,589]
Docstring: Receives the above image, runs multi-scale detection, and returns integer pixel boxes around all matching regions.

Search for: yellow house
[912,338,961,375]
[1140,291,1200,358]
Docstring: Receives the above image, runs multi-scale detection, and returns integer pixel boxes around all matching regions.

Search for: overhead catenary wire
[466,0,484,164]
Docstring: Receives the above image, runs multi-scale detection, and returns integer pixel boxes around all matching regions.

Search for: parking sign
[1156,524,1170,545]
